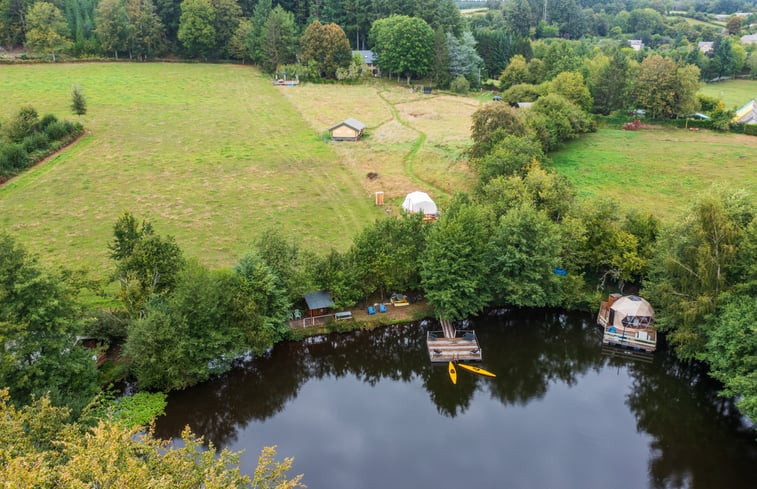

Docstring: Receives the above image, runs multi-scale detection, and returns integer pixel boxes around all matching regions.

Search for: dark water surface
[154,309,757,489]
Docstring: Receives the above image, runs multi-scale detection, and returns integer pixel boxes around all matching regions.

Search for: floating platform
[427,329,482,363]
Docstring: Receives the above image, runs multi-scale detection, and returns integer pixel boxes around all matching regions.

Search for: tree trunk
[115,50,118,60]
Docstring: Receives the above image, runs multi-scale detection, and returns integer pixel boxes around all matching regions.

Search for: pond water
[154,309,757,489]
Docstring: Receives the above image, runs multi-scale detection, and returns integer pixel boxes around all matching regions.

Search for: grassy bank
[549,125,757,218]
[699,79,757,108]
[0,63,381,272]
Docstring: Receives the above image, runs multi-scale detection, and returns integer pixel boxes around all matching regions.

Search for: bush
[38,113,59,131]
[4,106,39,142]
[45,120,71,140]
[450,75,470,94]
[22,132,50,153]
[0,143,30,177]
[697,94,720,112]
[502,83,545,105]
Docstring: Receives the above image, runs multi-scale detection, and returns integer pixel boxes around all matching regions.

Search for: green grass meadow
[0,63,382,272]
[549,126,756,218]
[699,79,757,109]
[1,63,755,277]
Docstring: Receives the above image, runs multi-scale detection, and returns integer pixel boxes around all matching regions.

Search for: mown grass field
[276,81,477,208]
[699,79,757,108]
[2,63,754,276]
[0,63,383,272]
[549,126,757,218]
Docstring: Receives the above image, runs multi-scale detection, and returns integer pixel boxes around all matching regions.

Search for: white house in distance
[629,39,644,51]
[741,33,757,46]
[698,41,714,53]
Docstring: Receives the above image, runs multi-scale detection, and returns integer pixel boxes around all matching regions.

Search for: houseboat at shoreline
[597,294,657,352]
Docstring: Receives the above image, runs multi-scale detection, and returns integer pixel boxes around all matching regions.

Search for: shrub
[4,105,39,142]
[450,75,470,94]
[22,132,50,153]
[502,83,545,105]
[45,120,71,140]
[0,143,30,177]
[38,113,59,130]
[697,94,720,112]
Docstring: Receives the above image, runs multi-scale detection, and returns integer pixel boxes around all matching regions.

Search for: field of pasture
[699,79,757,108]
[0,63,386,272]
[275,81,478,207]
[549,126,757,219]
[1,62,755,276]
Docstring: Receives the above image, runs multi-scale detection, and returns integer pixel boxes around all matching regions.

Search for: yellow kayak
[448,361,457,384]
[457,363,496,378]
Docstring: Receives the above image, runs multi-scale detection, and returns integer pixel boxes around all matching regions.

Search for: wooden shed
[329,118,366,141]
[304,290,335,318]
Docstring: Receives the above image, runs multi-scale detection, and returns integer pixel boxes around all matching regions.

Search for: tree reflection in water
[154,309,756,488]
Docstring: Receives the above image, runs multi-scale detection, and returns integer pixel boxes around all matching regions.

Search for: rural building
[597,294,657,352]
[402,191,439,220]
[697,41,714,53]
[352,50,378,76]
[329,118,366,141]
[733,99,757,124]
[741,33,757,45]
[304,290,335,318]
[628,40,644,51]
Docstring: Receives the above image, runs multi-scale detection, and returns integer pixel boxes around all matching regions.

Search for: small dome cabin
[597,294,657,352]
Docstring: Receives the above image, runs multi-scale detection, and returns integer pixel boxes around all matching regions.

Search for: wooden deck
[427,329,482,363]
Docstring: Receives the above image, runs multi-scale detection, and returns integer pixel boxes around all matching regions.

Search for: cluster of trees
[493,42,704,120]
[0,104,83,183]
[0,389,304,487]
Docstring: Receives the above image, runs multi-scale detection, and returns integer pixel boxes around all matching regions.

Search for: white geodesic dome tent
[402,191,438,215]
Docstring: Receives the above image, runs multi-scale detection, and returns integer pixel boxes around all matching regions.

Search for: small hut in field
[597,294,657,352]
[329,118,366,141]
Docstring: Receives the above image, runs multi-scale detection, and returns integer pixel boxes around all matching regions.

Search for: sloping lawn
[549,126,756,219]
[699,79,757,109]
[0,63,381,273]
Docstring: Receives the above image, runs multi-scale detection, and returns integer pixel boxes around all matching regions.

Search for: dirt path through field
[376,89,451,199]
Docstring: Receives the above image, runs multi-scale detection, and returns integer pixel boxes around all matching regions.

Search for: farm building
[329,118,366,141]
[741,33,757,45]
[628,39,644,51]
[697,41,714,53]
[402,191,439,220]
[352,50,378,76]
[733,100,757,124]
[597,294,657,352]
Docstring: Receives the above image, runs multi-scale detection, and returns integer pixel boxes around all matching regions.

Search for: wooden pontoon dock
[427,320,483,362]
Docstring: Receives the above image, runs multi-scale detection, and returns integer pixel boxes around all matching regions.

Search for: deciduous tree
[24,1,71,61]
[0,233,99,412]
[177,0,215,58]
[94,0,130,58]
[369,15,434,84]
[644,188,753,359]
[420,196,493,320]
[0,390,305,488]
[300,20,352,79]
[489,203,562,307]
